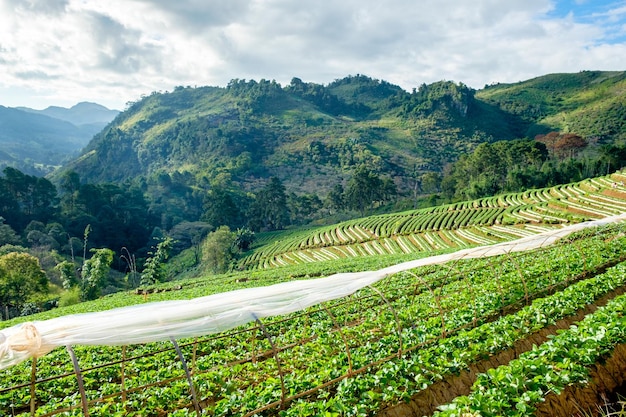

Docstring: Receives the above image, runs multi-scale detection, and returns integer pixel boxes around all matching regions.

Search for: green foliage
[0,217,21,246]
[477,70,626,140]
[50,71,625,237]
[344,165,396,214]
[3,226,626,415]
[140,237,174,286]
[80,248,114,300]
[440,138,626,201]
[0,167,57,232]
[0,251,48,319]
[55,260,77,289]
[58,286,81,307]
[202,226,237,273]
[234,227,255,251]
[248,177,290,231]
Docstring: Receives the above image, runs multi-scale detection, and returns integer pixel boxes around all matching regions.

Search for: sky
[0,0,625,111]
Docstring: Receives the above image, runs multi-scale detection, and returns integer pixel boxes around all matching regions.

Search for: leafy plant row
[2,224,625,416]
[433,264,626,417]
[242,173,626,269]
[251,223,560,269]
[283,259,626,417]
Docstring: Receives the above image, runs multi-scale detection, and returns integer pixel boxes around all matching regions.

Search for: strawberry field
[2,221,626,416]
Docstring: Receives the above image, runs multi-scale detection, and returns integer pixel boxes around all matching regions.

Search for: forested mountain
[54,72,625,228]
[0,103,119,175]
[62,76,522,190]
[476,71,626,142]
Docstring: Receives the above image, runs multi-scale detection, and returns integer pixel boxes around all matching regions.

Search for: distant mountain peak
[16,102,120,126]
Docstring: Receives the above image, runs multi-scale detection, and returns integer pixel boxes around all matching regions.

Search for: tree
[554,134,587,160]
[202,187,241,229]
[0,217,21,246]
[80,248,114,300]
[234,227,255,251]
[56,260,78,290]
[343,165,394,214]
[420,172,442,194]
[202,226,236,273]
[167,221,212,262]
[140,237,173,286]
[325,183,345,213]
[0,252,48,319]
[249,177,289,231]
[288,193,323,225]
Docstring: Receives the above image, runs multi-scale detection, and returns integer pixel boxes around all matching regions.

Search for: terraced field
[241,171,626,269]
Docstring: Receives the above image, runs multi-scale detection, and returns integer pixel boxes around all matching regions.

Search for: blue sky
[0,0,625,110]
[547,0,626,43]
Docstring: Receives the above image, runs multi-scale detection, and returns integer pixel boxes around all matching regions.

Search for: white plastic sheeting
[1,213,625,370]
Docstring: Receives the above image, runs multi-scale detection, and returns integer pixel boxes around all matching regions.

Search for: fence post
[30,358,37,416]
[66,345,90,417]
[170,337,201,416]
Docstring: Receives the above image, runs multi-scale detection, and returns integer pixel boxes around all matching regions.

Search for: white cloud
[0,0,624,109]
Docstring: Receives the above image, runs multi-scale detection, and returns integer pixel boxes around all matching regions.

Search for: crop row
[433,272,626,417]
[242,172,626,269]
[2,224,625,416]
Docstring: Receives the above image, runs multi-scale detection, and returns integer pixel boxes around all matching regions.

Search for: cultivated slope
[242,170,626,269]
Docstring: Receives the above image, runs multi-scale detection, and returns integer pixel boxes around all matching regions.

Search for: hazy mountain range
[0,102,119,175]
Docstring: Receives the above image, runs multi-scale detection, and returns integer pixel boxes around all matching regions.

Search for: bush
[58,287,81,307]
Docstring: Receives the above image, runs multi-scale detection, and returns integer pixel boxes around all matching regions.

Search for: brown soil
[535,343,626,417]
[377,285,626,417]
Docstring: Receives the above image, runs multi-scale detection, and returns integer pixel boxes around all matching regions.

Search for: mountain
[17,101,120,127]
[59,77,521,189]
[476,70,626,142]
[55,72,625,222]
[0,103,119,175]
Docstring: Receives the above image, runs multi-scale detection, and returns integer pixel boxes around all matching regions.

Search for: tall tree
[344,165,395,215]
[0,252,48,319]
[249,177,289,231]
[81,248,114,300]
[202,226,236,273]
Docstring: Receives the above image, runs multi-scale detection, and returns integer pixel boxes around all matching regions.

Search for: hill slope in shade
[476,70,626,142]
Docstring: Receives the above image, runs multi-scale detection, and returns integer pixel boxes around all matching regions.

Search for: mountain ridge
[16,101,120,126]
[60,71,625,192]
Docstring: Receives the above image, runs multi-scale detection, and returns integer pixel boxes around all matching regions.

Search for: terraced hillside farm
[241,171,626,269]
[1,172,626,417]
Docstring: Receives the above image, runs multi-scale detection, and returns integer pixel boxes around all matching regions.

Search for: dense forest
[1,71,626,320]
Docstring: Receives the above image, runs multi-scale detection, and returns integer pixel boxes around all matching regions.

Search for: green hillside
[60,78,507,192]
[49,72,626,231]
[476,70,626,142]
[2,72,626,416]
[239,170,626,268]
